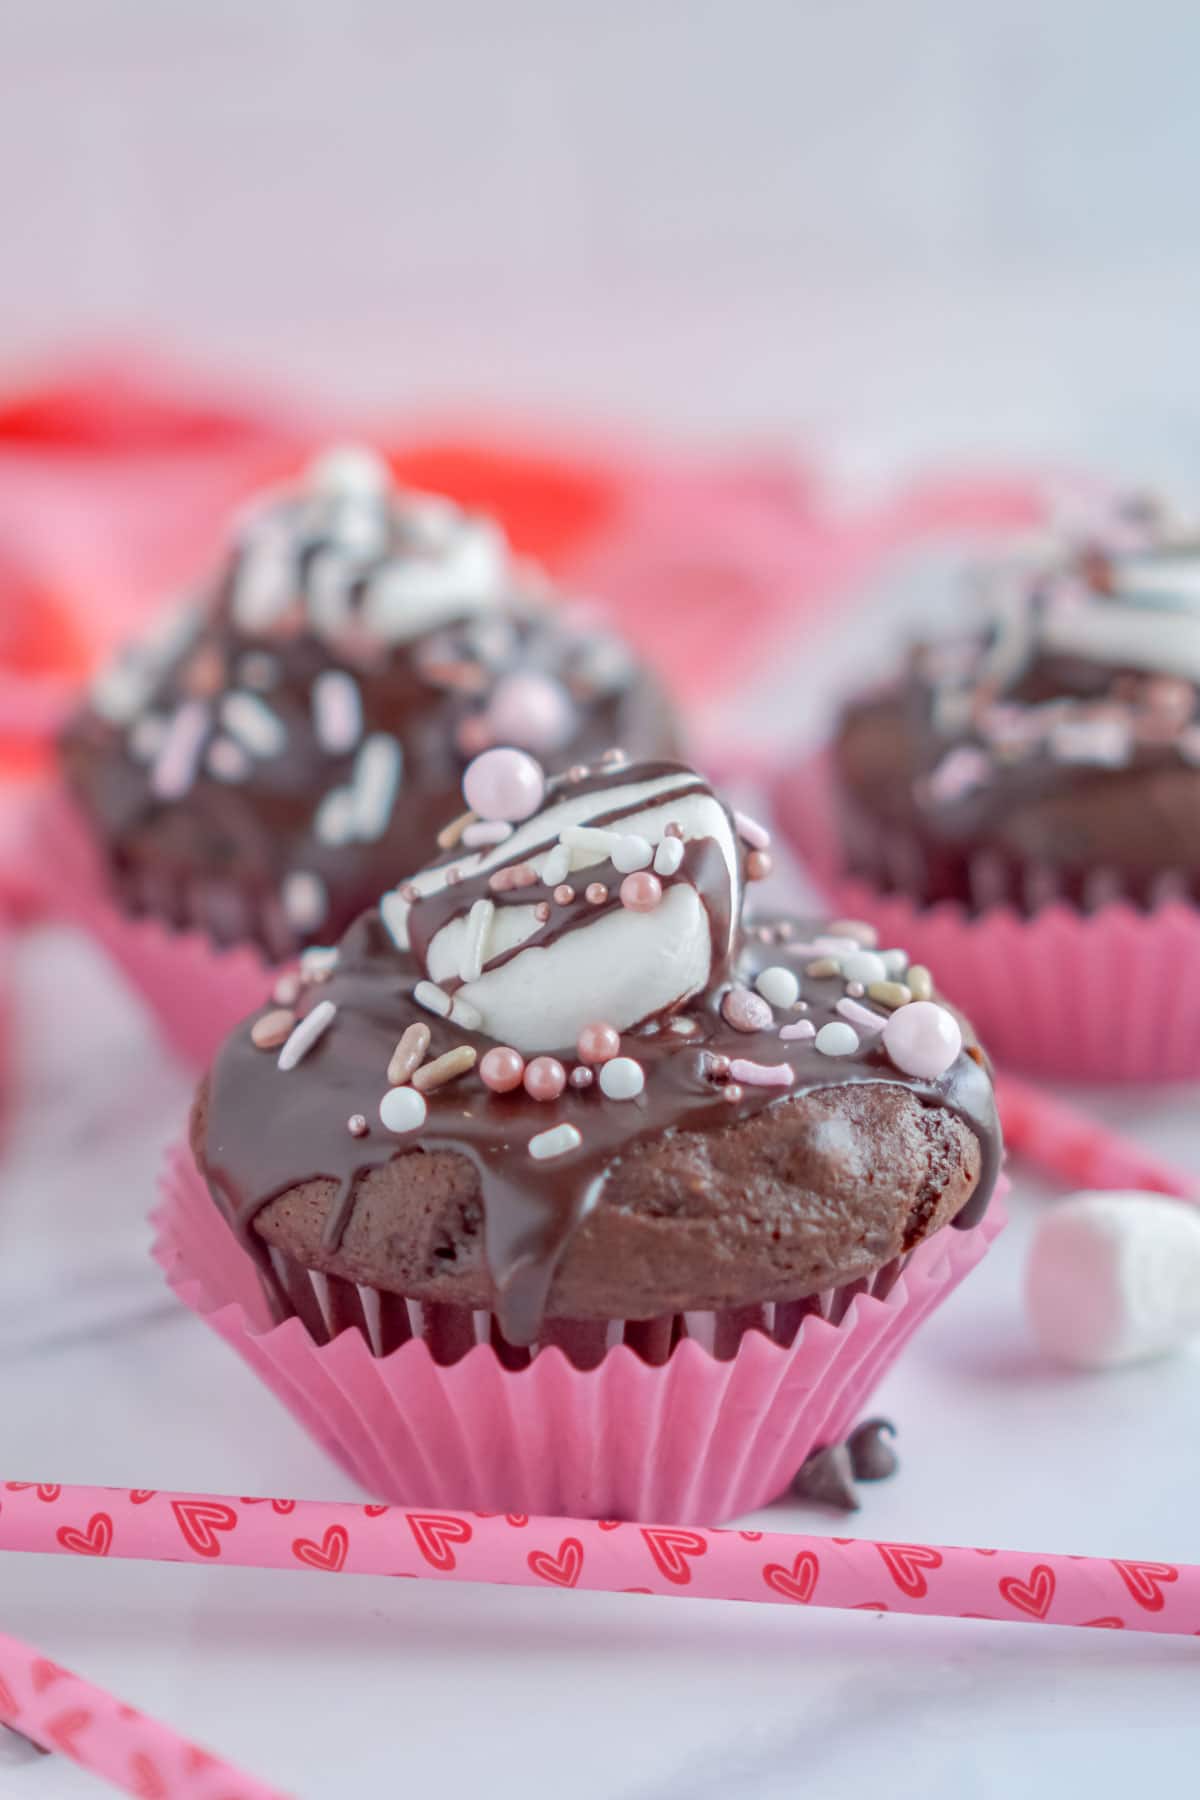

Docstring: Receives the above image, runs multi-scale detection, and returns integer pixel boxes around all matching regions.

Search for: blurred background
[4,0,1200,483]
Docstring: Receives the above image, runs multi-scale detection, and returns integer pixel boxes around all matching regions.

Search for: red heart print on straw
[2,1481,1197,1636]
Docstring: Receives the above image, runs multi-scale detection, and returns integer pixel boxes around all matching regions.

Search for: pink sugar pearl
[577,1022,620,1065]
[882,1000,963,1080]
[620,871,663,912]
[463,747,545,823]
[486,672,576,754]
[524,1055,567,1102]
[480,1046,526,1093]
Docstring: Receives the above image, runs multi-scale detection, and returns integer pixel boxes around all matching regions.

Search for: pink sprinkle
[152,701,210,800]
[780,1019,816,1042]
[837,998,887,1035]
[729,1058,794,1088]
[620,871,662,911]
[734,809,771,850]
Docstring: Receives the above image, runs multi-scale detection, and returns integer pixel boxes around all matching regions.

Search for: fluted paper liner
[155,1144,1005,1525]
[772,751,1200,1082]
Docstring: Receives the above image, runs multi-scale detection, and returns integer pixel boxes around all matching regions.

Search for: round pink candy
[620,871,663,912]
[882,1001,963,1080]
[463,747,545,823]
[524,1055,567,1102]
[480,1046,525,1093]
[486,672,576,754]
[577,1022,620,1065]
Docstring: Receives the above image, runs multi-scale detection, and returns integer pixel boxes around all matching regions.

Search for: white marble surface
[0,886,1198,1797]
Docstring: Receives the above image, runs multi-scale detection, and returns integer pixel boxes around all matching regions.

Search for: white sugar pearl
[612,833,653,873]
[755,965,800,1009]
[840,950,888,986]
[815,1021,859,1057]
[379,1085,428,1135]
[880,948,909,978]
[599,1056,645,1100]
[1027,1191,1200,1369]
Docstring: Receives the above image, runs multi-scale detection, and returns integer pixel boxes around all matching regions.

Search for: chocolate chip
[847,1417,899,1483]
[792,1441,860,1511]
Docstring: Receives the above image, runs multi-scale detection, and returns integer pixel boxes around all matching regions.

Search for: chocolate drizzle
[201,764,1002,1346]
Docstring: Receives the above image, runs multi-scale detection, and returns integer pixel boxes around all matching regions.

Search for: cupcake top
[197,750,1001,1346]
[62,448,676,955]
[834,497,1200,906]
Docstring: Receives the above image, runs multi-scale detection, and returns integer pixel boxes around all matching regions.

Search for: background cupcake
[50,447,678,1060]
[162,748,1004,1523]
[773,499,1200,1078]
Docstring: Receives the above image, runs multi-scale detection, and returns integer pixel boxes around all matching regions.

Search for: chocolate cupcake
[773,498,1200,1077]
[61,448,676,959]
[167,749,1003,1519]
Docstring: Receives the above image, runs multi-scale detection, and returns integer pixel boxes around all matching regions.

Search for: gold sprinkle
[867,980,912,1009]
[907,964,933,1002]
[387,1021,431,1085]
[251,1008,296,1050]
[828,918,878,947]
[412,1045,478,1092]
[805,957,839,978]
[437,810,475,851]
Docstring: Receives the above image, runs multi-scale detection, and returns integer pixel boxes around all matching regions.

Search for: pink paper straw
[0,1482,1195,1636]
[0,1616,290,1799]
[995,1072,1198,1202]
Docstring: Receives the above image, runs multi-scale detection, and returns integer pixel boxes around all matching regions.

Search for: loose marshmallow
[1026,1190,1200,1369]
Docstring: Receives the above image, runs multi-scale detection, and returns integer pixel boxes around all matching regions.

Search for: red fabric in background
[0,358,1044,790]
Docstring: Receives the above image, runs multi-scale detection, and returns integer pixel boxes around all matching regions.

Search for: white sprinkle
[222,690,287,758]
[151,701,210,799]
[541,842,572,886]
[206,736,251,783]
[282,870,328,933]
[728,1058,794,1088]
[560,824,621,857]
[314,786,357,847]
[278,999,336,1071]
[312,669,363,755]
[300,945,339,979]
[414,980,452,1019]
[734,809,771,850]
[381,889,411,950]
[653,837,685,877]
[450,995,483,1031]
[529,1122,583,1161]
[379,1084,427,1135]
[837,997,888,1034]
[306,547,353,635]
[755,965,800,1009]
[612,833,653,873]
[815,1021,859,1057]
[308,444,391,500]
[329,501,389,560]
[460,898,495,984]
[237,651,280,691]
[780,1018,816,1042]
[128,713,167,762]
[1051,716,1133,768]
[351,733,403,840]
[232,543,294,631]
[811,936,861,956]
[599,1056,645,1100]
[880,948,909,978]
[840,950,888,986]
[462,819,513,848]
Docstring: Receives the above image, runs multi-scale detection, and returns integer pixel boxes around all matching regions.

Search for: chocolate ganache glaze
[61,447,677,956]
[834,495,1200,907]
[198,753,1002,1347]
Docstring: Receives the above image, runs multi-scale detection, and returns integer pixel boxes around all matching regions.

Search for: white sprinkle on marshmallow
[278,999,336,1071]
[599,1056,645,1100]
[529,1122,583,1161]
[379,1084,428,1135]
[151,701,210,799]
[312,669,363,755]
[460,898,495,984]
[612,833,653,873]
[222,691,287,759]
[815,1021,859,1057]
[755,965,800,1009]
[733,809,771,850]
[351,734,403,840]
[560,824,621,857]
[414,980,452,1019]
[463,820,513,848]
[653,837,685,877]
[541,842,572,886]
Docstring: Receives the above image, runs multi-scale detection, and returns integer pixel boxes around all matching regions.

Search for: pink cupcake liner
[153,1143,1005,1525]
[24,786,274,1066]
[771,750,1200,1082]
